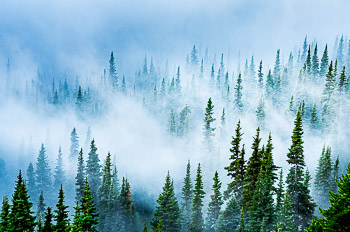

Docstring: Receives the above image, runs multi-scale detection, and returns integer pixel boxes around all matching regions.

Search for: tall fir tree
[258,60,264,88]
[203,98,216,148]
[312,44,320,77]
[0,196,10,231]
[278,191,294,232]
[189,164,205,232]
[191,45,199,66]
[151,172,181,232]
[320,45,329,77]
[26,162,37,203]
[36,143,52,197]
[8,170,36,231]
[54,146,65,191]
[234,73,243,111]
[86,139,102,204]
[43,207,53,232]
[37,191,46,221]
[119,177,138,232]
[70,127,79,160]
[75,148,85,202]
[214,197,240,232]
[181,160,193,232]
[205,171,224,232]
[53,185,70,232]
[109,51,118,88]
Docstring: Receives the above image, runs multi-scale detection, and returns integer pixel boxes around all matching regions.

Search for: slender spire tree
[206,171,224,232]
[86,139,102,204]
[190,163,205,232]
[75,148,85,202]
[181,160,193,232]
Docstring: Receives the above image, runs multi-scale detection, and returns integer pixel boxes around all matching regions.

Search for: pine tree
[169,109,176,136]
[181,160,193,232]
[314,145,333,211]
[214,197,240,232]
[76,86,84,111]
[234,73,243,111]
[323,61,336,101]
[273,49,281,79]
[256,94,265,128]
[109,51,118,88]
[338,66,347,93]
[86,139,102,204]
[236,208,245,232]
[189,164,205,232]
[205,171,224,232]
[278,191,294,232]
[285,110,315,231]
[8,170,36,231]
[53,185,70,232]
[151,172,181,232]
[143,223,148,232]
[0,196,10,231]
[265,70,274,99]
[224,120,246,200]
[26,162,37,202]
[175,66,181,94]
[305,45,312,75]
[178,105,191,137]
[203,98,216,144]
[37,191,46,221]
[43,207,54,232]
[258,60,263,88]
[70,127,79,160]
[310,103,319,129]
[54,146,65,191]
[242,127,262,209]
[119,177,138,232]
[36,143,52,196]
[191,45,199,66]
[320,45,329,77]
[75,148,85,202]
[98,152,113,232]
[79,178,99,231]
[276,170,284,214]
[312,44,320,77]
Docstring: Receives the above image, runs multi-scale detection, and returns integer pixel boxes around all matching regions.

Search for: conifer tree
[276,169,284,214]
[54,146,65,191]
[214,197,240,232]
[310,103,319,129]
[178,105,191,137]
[234,73,243,111]
[256,94,265,128]
[75,148,85,202]
[224,120,246,200]
[70,127,79,160]
[258,60,263,88]
[205,171,223,232]
[278,191,294,232]
[169,109,176,136]
[301,36,308,62]
[175,66,181,94]
[273,49,281,79]
[338,66,347,92]
[43,207,54,232]
[312,44,320,77]
[109,51,118,88]
[320,45,329,77]
[26,162,37,202]
[118,177,138,232]
[323,61,336,101]
[190,164,205,232]
[53,185,70,232]
[8,170,36,231]
[331,156,340,193]
[285,110,315,231]
[181,160,193,232]
[143,223,148,232]
[86,139,102,204]
[98,152,113,232]
[36,143,52,196]
[37,191,46,221]
[305,45,312,75]
[151,172,181,232]
[76,86,84,111]
[79,178,99,231]
[237,208,245,232]
[0,196,10,231]
[191,45,199,66]
[203,98,216,144]
[265,70,274,99]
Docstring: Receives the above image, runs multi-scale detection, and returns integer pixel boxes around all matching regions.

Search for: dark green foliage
[181,160,193,232]
[308,162,350,231]
[205,171,223,232]
[285,110,316,231]
[36,143,52,195]
[224,120,246,200]
[75,148,85,202]
[322,61,336,102]
[305,45,312,75]
[203,98,216,140]
[54,146,65,191]
[8,170,36,231]
[320,45,329,77]
[109,51,118,88]
[338,66,347,92]
[312,44,320,76]
[80,178,99,231]
[214,197,240,232]
[86,139,102,204]
[70,127,79,160]
[275,170,284,214]
[143,222,148,232]
[37,191,46,221]
[330,156,340,193]
[53,185,70,232]
[278,191,294,232]
[236,208,245,232]
[151,172,180,232]
[189,163,205,232]
[0,196,10,231]
[119,177,138,232]
[265,70,274,99]
[43,207,53,232]
[234,73,243,111]
[76,86,84,111]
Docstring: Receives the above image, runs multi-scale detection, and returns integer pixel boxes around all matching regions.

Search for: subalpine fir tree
[36,143,52,196]
[320,45,329,77]
[305,45,312,75]
[8,170,36,231]
[256,94,265,128]
[175,66,181,94]
[285,110,315,231]
[37,215,43,232]
[53,185,70,232]
[310,103,319,129]
[314,145,333,211]
[189,163,205,232]
[312,44,320,77]
[265,70,274,99]
[181,160,193,232]
[301,36,308,62]
[151,172,181,232]
[169,109,176,136]
[75,148,85,202]
[119,177,138,232]
[338,66,347,93]
[236,208,245,232]
[337,35,344,67]
[54,146,65,191]
[98,152,113,232]
[203,98,216,144]
[258,60,264,88]
[214,197,240,232]
[37,191,46,221]
[72,202,83,232]
[224,120,246,200]
[43,207,53,232]
[234,73,243,111]
[178,105,191,137]
[242,127,262,209]
[300,169,316,229]
[308,162,350,231]
[278,191,294,232]
[0,196,10,231]
[76,86,84,111]
[109,51,118,88]
[273,49,281,79]
[205,171,224,232]
[276,170,284,214]
[86,139,102,204]
[26,162,37,202]
[330,156,340,193]
[191,45,199,66]
[70,127,79,160]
